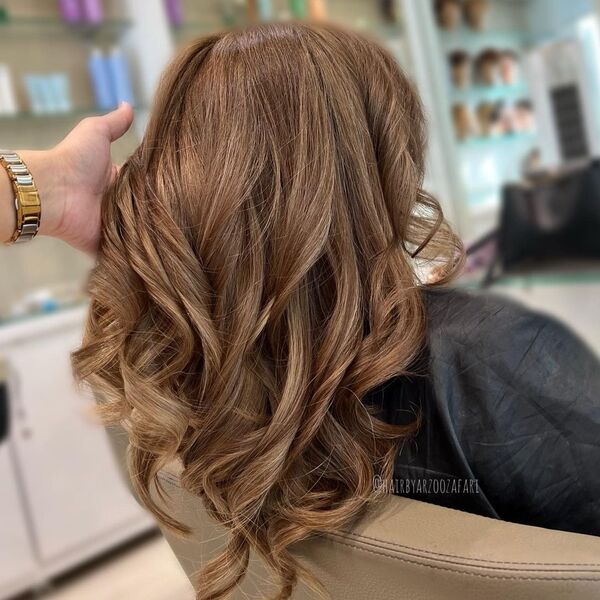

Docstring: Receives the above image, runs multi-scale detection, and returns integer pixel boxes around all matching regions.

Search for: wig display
[435,0,462,30]
[73,22,462,600]
[449,49,471,88]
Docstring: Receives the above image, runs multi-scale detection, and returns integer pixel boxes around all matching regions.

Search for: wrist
[17,149,67,240]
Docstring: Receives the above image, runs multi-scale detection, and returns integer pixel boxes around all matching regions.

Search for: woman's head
[74,22,461,600]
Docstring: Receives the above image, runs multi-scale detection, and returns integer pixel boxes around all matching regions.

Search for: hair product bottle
[81,0,104,25]
[24,75,45,115]
[59,0,83,23]
[256,0,273,20]
[220,0,237,26]
[164,0,184,27]
[107,47,135,106]
[51,73,72,113]
[88,48,114,109]
[308,0,326,20]
[0,64,18,116]
[39,76,58,114]
[247,0,257,22]
[289,0,307,19]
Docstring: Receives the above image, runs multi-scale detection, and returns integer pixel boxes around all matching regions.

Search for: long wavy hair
[73,21,462,600]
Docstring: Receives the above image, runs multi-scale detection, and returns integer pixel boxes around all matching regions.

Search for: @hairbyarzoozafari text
[373,475,479,495]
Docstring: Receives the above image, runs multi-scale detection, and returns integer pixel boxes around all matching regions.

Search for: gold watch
[0,150,42,244]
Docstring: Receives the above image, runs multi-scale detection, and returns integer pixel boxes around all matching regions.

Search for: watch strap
[0,150,42,244]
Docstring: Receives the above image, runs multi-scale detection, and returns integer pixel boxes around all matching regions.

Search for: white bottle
[24,75,44,115]
[0,64,18,116]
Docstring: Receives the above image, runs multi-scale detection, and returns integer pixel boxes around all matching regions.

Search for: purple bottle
[81,0,104,25]
[164,0,183,27]
[58,0,82,23]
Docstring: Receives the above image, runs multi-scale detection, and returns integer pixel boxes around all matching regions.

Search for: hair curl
[73,22,462,600]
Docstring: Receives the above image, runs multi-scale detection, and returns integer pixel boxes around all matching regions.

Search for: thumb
[101,102,134,142]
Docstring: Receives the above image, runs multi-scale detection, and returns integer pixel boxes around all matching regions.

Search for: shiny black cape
[367,288,600,537]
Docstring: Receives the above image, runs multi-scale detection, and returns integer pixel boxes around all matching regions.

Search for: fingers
[101,102,135,142]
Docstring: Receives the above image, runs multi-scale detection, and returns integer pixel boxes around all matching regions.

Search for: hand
[22,102,134,254]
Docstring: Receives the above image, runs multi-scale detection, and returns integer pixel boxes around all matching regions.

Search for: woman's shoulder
[422,286,550,348]
[420,286,597,370]
[422,285,600,393]
[420,287,600,536]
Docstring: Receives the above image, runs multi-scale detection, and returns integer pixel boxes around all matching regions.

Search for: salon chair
[108,426,600,600]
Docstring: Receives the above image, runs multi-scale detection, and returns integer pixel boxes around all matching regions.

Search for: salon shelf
[458,261,600,289]
[465,188,501,210]
[171,19,405,41]
[171,19,227,38]
[0,105,146,122]
[458,131,537,149]
[0,300,88,331]
[450,82,529,103]
[0,108,98,121]
[0,17,131,40]
[439,26,533,51]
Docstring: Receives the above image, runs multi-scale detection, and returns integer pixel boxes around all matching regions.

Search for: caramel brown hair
[73,22,462,600]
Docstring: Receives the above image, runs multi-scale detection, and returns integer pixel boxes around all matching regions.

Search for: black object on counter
[499,158,600,270]
[0,377,8,444]
[474,158,600,286]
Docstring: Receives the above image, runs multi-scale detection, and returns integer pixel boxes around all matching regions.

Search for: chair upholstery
[107,426,600,600]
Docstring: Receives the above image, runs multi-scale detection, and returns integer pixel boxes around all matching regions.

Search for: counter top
[0,303,88,347]
[459,261,600,289]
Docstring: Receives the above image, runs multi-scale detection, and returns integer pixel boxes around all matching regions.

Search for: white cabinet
[0,307,154,599]
[0,440,38,598]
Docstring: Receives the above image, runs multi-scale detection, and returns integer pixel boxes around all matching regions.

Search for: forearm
[0,149,66,244]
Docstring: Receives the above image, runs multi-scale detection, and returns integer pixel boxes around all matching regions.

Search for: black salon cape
[366,287,600,537]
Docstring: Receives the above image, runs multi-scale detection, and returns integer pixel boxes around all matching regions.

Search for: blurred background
[1,1,599,599]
